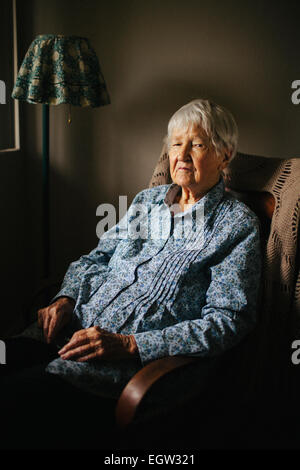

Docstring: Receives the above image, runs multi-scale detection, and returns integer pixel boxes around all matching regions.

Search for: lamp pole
[42,104,50,279]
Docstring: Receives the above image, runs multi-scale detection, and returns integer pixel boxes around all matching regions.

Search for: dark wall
[0,0,14,149]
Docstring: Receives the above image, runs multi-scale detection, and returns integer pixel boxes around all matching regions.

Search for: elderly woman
[1,99,261,448]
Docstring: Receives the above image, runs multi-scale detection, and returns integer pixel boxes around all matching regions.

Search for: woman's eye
[193,143,203,148]
[172,143,181,147]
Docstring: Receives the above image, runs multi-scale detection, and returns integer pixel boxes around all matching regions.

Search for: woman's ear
[224,152,231,165]
[218,151,231,171]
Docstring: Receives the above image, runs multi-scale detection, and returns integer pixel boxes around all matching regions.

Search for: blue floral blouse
[45,177,262,399]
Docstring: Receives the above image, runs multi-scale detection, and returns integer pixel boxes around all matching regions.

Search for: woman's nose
[178,144,191,160]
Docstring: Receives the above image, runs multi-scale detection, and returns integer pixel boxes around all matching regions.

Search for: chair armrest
[115,355,199,429]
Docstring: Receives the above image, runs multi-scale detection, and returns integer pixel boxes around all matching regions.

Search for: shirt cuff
[50,288,77,306]
[133,330,168,366]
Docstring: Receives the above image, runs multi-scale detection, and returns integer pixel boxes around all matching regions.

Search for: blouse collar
[164,176,225,218]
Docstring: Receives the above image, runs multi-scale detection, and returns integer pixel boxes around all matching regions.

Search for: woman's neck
[175,177,221,210]
[175,187,203,207]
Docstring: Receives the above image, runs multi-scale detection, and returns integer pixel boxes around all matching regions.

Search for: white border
[0,0,20,153]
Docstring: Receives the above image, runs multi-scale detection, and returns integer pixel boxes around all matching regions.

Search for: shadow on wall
[98,0,300,160]
[1,157,99,337]
[0,150,25,337]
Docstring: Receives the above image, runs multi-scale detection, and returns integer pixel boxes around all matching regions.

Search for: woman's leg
[0,364,117,449]
[0,337,58,378]
[0,337,117,449]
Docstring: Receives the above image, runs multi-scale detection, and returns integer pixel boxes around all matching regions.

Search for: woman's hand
[58,326,139,362]
[37,297,75,344]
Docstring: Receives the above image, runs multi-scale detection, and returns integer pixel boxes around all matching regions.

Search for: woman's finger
[68,329,86,342]
[71,327,101,340]
[58,335,89,355]
[75,351,100,362]
[47,316,59,343]
[60,342,94,360]
[43,315,51,343]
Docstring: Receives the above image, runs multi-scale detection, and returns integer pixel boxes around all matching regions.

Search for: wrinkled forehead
[169,125,210,142]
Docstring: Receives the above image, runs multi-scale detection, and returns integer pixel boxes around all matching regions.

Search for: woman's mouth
[178,167,192,172]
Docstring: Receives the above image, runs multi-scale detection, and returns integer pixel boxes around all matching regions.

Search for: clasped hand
[37,297,138,361]
[58,326,138,362]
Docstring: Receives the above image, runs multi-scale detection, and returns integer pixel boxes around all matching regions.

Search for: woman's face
[169,125,229,195]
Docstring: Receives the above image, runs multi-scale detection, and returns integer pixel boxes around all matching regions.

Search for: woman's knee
[1,337,58,377]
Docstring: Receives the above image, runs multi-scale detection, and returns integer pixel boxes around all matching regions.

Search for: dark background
[0,0,14,149]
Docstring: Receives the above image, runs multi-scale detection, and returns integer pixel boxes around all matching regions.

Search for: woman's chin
[174,176,195,187]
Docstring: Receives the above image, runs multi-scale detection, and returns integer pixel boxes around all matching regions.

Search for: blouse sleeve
[52,190,146,303]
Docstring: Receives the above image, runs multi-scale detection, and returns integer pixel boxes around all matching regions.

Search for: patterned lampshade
[12,34,110,107]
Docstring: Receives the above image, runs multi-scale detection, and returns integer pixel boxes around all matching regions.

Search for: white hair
[166,99,239,161]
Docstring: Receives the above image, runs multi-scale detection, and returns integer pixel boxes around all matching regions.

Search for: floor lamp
[12,34,110,279]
